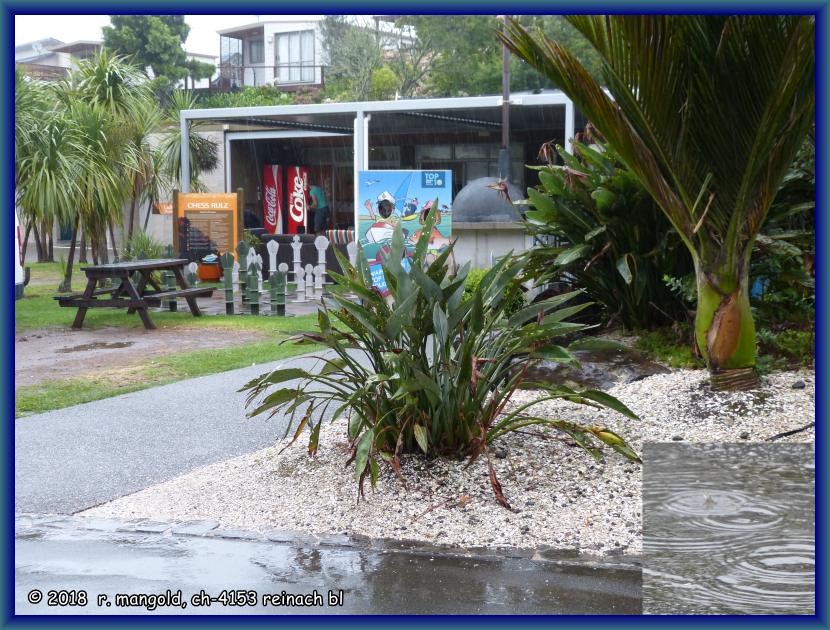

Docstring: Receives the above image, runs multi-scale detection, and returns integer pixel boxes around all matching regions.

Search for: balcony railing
[16,63,69,81]
[210,64,325,92]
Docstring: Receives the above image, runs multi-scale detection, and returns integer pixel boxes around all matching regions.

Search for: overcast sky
[14,15,327,56]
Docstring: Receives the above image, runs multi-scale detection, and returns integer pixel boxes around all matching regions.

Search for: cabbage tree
[501,16,814,389]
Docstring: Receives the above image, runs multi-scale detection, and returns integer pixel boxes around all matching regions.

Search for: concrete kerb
[15,513,641,574]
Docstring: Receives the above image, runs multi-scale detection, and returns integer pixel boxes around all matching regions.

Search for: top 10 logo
[421,171,447,188]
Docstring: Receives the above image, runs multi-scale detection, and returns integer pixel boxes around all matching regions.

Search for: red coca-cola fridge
[286,165,309,234]
[262,165,283,234]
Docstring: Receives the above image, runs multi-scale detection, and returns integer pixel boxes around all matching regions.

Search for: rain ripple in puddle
[643,443,814,615]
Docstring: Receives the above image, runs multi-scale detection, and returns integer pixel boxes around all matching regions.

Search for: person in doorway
[308,180,330,234]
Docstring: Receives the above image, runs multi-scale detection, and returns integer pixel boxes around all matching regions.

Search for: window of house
[248,39,264,64]
[275,30,315,83]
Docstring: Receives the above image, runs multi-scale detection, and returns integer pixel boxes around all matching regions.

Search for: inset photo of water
[642,443,814,615]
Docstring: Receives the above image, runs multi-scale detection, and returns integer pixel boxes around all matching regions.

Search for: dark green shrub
[757,329,814,366]
[463,266,525,316]
[195,86,293,109]
[122,229,164,261]
[751,136,815,329]
[521,140,693,331]
[242,212,640,508]
[634,326,701,369]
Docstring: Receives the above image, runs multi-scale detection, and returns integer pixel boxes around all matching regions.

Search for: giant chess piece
[304,264,314,300]
[314,235,330,284]
[291,235,304,293]
[346,240,358,268]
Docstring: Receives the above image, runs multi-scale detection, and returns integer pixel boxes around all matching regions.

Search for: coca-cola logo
[264,185,277,225]
[289,174,306,223]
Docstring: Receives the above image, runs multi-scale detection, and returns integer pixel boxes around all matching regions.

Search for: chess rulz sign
[173,190,244,260]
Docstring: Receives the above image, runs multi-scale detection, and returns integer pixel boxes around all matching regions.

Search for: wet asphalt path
[15,519,642,615]
[15,352,333,514]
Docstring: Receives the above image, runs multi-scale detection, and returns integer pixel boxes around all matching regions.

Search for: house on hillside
[15,37,216,87]
[14,38,73,80]
[215,15,416,92]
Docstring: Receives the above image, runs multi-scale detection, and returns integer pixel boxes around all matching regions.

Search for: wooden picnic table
[55,258,214,330]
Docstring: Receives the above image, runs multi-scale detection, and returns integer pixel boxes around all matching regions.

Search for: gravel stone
[82,369,814,556]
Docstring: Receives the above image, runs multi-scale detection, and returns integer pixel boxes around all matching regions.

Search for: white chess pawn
[291,235,304,292]
[256,253,264,292]
[314,264,324,292]
[267,240,279,274]
[304,264,314,299]
[314,234,329,263]
[346,240,357,267]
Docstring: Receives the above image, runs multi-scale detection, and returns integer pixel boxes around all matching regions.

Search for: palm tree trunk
[21,221,32,262]
[98,226,109,265]
[58,212,80,293]
[33,223,44,262]
[693,259,758,391]
[47,227,54,262]
[143,198,153,231]
[41,221,51,262]
[91,229,99,265]
[79,229,88,263]
[127,194,138,243]
[109,221,119,259]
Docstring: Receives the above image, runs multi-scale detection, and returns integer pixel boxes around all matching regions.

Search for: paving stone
[76,517,126,532]
[316,533,355,547]
[133,521,173,534]
[172,520,220,536]
[209,529,262,540]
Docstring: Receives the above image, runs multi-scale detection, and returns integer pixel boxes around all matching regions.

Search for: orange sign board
[154,201,173,215]
[180,194,237,213]
[173,190,244,259]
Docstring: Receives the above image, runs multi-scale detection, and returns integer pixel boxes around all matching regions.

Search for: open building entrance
[182,94,583,235]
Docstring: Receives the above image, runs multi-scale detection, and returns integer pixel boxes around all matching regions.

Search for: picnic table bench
[55,258,214,330]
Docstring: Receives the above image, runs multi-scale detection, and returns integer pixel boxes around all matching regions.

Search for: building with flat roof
[174,92,584,266]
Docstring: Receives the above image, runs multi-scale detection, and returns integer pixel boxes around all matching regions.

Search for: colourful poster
[357,170,453,267]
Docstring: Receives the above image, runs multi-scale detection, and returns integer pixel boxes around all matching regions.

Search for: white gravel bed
[82,368,814,555]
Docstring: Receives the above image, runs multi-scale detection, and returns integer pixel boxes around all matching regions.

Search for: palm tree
[53,52,146,289]
[501,16,814,389]
[141,149,172,232]
[159,90,219,192]
[14,69,48,260]
[124,99,163,242]
[64,101,132,284]
[16,53,154,286]
[16,109,82,267]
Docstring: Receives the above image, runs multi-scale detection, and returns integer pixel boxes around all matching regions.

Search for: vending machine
[262,164,283,234]
[286,165,309,234]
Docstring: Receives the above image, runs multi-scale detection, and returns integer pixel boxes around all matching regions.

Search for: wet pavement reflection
[16,524,641,615]
[642,443,814,615]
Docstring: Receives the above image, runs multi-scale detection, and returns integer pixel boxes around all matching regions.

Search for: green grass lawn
[17,262,311,334]
[15,338,323,417]
[16,262,323,417]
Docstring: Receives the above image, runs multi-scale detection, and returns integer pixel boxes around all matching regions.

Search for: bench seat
[141,287,214,304]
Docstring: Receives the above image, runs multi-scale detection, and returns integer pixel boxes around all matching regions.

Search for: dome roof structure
[452,177,524,223]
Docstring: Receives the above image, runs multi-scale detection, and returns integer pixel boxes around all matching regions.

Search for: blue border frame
[3,1,826,627]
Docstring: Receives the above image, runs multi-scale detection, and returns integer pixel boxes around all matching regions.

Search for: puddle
[15,525,642,615]
[642,443,814,615]
[55,342,136,353]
